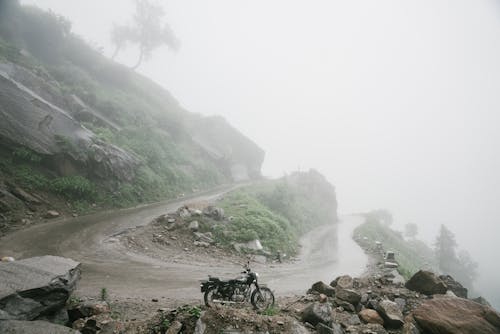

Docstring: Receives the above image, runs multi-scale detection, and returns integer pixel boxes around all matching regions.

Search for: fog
[22,0,500,305]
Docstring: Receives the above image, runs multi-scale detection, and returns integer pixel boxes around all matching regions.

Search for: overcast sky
[22,0,500,304]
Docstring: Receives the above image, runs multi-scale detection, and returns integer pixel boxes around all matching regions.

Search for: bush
[50,176,96,199]
[12,147,42,163]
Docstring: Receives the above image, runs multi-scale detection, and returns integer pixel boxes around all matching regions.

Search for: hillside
[0,1,264,234]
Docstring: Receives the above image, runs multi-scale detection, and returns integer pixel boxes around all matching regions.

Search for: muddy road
[0,187,366,306]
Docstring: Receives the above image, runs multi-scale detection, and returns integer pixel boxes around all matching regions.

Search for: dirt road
[0,187,366,306]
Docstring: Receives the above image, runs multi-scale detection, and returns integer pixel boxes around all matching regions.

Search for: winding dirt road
[0,187,366,306]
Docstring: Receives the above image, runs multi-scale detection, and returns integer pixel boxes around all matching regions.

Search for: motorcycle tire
[204,287,218,307]
[250,287,275,310]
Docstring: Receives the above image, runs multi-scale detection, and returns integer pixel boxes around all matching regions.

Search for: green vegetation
[0,2,263,213]
[260,306,280,316]
[215,170,337,255]
[100,287,108,301]
[354,220,437,279]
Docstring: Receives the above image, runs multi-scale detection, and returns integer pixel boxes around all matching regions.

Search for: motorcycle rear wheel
[250,287,275,310]
[204,287,219,307]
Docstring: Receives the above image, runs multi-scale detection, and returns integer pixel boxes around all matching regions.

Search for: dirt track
[0,187,367,308]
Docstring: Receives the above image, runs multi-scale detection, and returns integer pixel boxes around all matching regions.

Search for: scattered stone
[317,322,344,334]
[44,210,60,219]
[0,320,80,333]
[359,309,384,325]
[1,256,15,262]
[301,301,332,326]
[472,296,492,307]
[203,206,224,220]
[376,300,404,328]
[194,241,210,247]
[151,298,158,302]
[405,270,447,295]
[311,281,336,297]
[335,275,354,289]
[336,288,361,305]
[188,220,199,231]
[166,320,182,334]
[412,296,500,334]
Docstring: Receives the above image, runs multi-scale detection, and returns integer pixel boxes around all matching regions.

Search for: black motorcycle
[200,264,275,309]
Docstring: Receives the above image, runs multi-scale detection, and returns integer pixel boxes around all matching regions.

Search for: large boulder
[301,301,332,326]
[311,281,336,297]
[332,275,354,289]
[359,309,384,325]
[439,274,468,298]
[405,270,447,295]
[412,296,500,334]
[0,320,80,333]
[0,255,81,320]
[376,300,404,328]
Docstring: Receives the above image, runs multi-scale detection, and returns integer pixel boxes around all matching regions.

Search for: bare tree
[110,0,179,69]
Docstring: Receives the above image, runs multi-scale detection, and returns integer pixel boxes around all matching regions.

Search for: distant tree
[110,24,133,60]
[110,0,179,69]
[366,209,393,226]
[404,223,418,239]
[434,224,458,274]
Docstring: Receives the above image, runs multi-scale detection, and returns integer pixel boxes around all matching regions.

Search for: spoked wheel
[250,287,275,310]
[204,287,220,307]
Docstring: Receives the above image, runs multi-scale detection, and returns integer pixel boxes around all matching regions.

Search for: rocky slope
[0,1,265,235]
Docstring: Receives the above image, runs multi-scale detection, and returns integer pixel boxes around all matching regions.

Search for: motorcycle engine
[231,285,248,302]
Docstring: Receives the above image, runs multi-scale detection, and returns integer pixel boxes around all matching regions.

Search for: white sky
[21,0,500,303]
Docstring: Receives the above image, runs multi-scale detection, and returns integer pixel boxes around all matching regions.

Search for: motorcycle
[200,263,275,310]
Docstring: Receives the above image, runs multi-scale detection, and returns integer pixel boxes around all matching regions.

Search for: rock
[5,183,42,205]
[203,206,224,220]
[347,323,388,334]
[178,207,191,219]
[193,232,214,244]
[194,315,206,334]
[317,322,345,334]
[67,301,110,322]
[301,301,332,326]
[387,269,405,285]
[473,296,492,307]
[0,319,81,333]
[1,256,15,262]
[319,294,328,303]
[332,310,360,327]
[376,300,404,328]
[384,261,398,268]
[0,255,80,320]
[402,321,421,334]
[334,299,356,313]
[412,296,500,334]
[335,275,354,289]
[336,288,361,305]
[405,270,447,295]
[311,281,336,297]
[0,67,139,181]
[81,319,100,334]
[439,274,468,298]
[44,210,60,218]
[359,309,384,325]
[233,239,263,252]
[188,220,199,231]
[290,320,311,334]
[194,241,210,247]
[166,320,183,334]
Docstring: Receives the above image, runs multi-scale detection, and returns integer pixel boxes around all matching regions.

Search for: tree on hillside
[404,223,418,239]
[110,0,179,69]
[434,224,478,289]
[434,224,458,274]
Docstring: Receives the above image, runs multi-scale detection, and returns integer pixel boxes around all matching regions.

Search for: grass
[354,220,438,279]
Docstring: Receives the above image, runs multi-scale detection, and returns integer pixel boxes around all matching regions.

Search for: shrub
[50,176,96,199]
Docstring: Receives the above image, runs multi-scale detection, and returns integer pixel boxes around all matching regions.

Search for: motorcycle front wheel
[250,287,275,310]
[204,287,219,307]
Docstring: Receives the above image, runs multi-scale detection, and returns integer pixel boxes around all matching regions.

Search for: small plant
[261,306,280,316]
[12,147,42,163]
[50,176,96,199]
[187,306,202,319]
[100,287,108,301]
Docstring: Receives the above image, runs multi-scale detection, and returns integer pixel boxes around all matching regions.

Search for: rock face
[0,255,80,320]
[0,65,139,181]
[0,319,80,333]
[405,270,447,295]
[412,296,500,334]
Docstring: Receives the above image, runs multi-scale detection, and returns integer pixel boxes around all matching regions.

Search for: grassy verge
[353,220,438,279]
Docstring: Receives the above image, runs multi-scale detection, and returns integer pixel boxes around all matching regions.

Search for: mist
[21,0,500,306]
